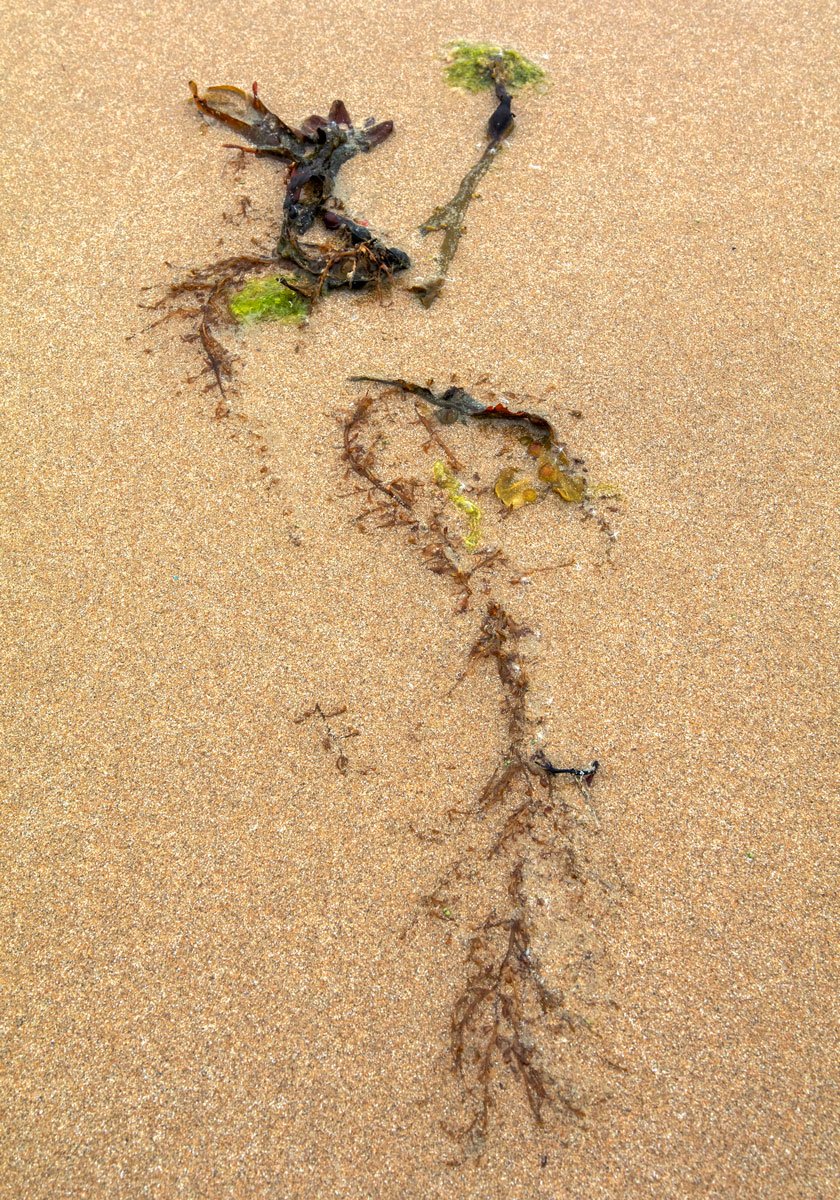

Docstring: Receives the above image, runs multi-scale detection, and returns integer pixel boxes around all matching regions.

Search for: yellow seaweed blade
[550,473,586,503]
[535,455,586,502]
[495,467,539,510]
[433,460,482,551]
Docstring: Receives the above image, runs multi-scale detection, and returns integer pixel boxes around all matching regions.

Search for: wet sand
[1,1,837,1196]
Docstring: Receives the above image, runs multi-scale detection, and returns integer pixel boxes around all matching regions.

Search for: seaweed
[350,376,589,505]
[341,377,620,1150]
[495,467,538,509]
[342,386,501,611]
[420,602,616,1154]
[148,83,409,396]
[294,703,360,775]
[140,252,278,409]
[143,58,623,1155]
[228,276,310,325]
[449,865,588,1154]
[412,44,545,306]
[433,461,482,550]
[444,41,547,93]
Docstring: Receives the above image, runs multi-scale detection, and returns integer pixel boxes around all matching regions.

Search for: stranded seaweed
[495,467,538,509]
[228,276,310,325]
[444,41,547,93]
[148,83,409,397]
[342,386,501,611]
[350,376,590,507]
[412,43,546,306]
[294,703,360,776]
[433,460,482,550]
[345,378,623,1153]
[422,601,618,1155]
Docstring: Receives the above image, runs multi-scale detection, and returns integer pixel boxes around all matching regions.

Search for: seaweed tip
[443,41,547,93]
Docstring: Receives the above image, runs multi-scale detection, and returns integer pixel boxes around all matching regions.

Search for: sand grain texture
[1,1,837,1197]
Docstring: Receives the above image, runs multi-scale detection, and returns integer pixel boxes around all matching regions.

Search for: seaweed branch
[343,377,622,1152]
[342,385,502,611]
[449,863,590,1154]
[427,600,615,1155]
[295,703,360,775]
[412,44,545,307]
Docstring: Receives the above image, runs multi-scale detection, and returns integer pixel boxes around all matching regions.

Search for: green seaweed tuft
[444,41,546,93]
[228,276,310,325]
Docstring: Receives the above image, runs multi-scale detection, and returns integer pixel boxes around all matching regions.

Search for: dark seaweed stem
[350,375,557,441]
[412,63,515,307]
[411,140,503,307]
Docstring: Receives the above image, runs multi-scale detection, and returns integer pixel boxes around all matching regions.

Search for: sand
[1,1,837,1196]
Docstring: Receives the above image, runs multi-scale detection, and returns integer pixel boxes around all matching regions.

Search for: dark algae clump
[188,83,409,293]
[412,43,546,306]
[146,82,409,401]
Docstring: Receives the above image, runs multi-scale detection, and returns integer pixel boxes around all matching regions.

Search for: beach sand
[1,1,837,1196]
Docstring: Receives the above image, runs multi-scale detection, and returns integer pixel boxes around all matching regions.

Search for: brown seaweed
[349,376,590,503]
[294,703,360,775]
[343,378,621,1151]
[449,864,589,1153]
[147,83,409,396]
[427,602,616,1154]
[342,387,501,611]
[189,82,409,293]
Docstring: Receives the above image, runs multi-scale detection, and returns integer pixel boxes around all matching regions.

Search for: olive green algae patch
[228,277,310,325]
[444,41,546,92]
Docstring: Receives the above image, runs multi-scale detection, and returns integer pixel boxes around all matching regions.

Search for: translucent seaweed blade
[495,468,539,510]
[228,277,310,325]
[433,460,482,551]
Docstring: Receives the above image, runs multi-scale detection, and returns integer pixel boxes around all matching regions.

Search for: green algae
[433,460,482,550]
[444,41,546,93]
[228,276,310,325]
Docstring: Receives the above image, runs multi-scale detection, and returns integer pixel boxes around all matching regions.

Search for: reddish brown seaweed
[344,379,621,1153]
